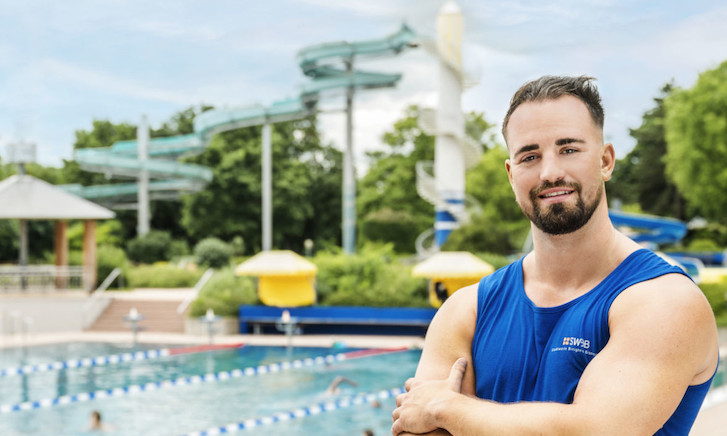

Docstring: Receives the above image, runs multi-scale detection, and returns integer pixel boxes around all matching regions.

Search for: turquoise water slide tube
[66,25,417,207]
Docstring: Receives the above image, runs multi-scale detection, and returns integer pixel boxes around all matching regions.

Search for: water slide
[608,210,687,245]
[63,25,417,209]
[607,210,710,280]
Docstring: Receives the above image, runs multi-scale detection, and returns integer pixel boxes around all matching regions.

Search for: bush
[313,243,428,307]
[169,239,191,259]
[96,245,130,288]
[699,279,727,326]
[194,237,233,269]
[230,236,245,256]
[126,264,202,288]
[126,231,172,264]
[686,238,721,252]
[360,208,424,253]
[189,268,258,317]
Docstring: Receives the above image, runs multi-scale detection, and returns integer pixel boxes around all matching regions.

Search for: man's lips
[537,188,574,199]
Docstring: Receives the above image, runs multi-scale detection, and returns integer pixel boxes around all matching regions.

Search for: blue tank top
[472,249,714,435]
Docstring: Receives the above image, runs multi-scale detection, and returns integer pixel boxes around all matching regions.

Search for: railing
[81,267,122,329]
[176,268,215,315]
[0,265,89,292]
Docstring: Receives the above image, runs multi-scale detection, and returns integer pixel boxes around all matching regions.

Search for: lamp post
[123,307,145,347]
[201,308,220,345]
[275,309,299,351]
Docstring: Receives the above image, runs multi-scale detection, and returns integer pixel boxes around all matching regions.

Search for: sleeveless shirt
[471,249,714,435]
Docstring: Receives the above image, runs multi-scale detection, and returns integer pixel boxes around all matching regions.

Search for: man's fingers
[404,377,416,392]
[447,357,467,392]
[395,392,406,407]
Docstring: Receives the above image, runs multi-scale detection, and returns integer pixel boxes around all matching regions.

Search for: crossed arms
[391,275,718,435]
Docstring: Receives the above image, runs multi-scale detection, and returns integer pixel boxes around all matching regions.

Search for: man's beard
[523,181,602,235]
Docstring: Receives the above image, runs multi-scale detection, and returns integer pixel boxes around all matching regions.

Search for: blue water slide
[608,210,687,245]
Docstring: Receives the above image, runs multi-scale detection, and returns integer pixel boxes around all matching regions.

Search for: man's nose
[539,153,566,183]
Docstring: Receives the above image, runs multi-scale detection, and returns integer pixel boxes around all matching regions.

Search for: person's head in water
[503,75,614,236]
[90,410,102,430]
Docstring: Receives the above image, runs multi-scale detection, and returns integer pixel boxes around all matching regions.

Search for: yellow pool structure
[235,250,317,307]
[413,251,494,308]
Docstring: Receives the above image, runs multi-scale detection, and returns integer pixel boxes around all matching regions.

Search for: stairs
[86,298,187,333]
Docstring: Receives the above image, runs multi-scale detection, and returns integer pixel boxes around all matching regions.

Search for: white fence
[0,265,90,292]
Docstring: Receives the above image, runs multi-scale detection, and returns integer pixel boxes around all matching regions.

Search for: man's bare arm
[393,274,719,435]
[391,284,479,436]
[414,283,478,394]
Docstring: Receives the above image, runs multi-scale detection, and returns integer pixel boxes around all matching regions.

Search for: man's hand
[391,358,467,436]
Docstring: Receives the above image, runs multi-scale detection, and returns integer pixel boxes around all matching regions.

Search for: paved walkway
[0,330,425,350]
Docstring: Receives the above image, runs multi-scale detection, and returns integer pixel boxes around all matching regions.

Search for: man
[391,75,719,435]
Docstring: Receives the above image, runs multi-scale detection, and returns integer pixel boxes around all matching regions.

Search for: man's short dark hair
[502,75,604,140]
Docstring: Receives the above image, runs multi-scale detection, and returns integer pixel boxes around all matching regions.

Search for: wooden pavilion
[0,174,114,292]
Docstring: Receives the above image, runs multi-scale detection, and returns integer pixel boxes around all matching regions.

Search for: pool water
[0,343,419,436]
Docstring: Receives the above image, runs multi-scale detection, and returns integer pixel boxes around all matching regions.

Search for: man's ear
[505,159,514,187]
[601,143,615,181]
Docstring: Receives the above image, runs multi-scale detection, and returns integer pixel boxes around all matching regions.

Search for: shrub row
[699,279,727,327]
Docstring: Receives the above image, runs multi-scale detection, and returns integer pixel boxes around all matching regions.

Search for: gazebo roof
[412,251,494,278]
[235,250,317,276]
[0,175,115,220]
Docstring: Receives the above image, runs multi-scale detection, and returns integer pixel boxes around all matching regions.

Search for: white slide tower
[417,0,481,255]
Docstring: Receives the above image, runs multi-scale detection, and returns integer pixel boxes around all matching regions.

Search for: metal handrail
[88,268,122,300]
[177,268,215,315]
[81,267,122,329]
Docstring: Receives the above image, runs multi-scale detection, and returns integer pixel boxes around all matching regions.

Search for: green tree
[182,116,342,253]
[609,84,686,219]
[358,106,506,253]
[357,106,436,252]
[664,60,727,221]
[443,145,530,253]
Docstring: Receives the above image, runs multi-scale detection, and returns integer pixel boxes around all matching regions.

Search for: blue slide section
[608,210,687,245]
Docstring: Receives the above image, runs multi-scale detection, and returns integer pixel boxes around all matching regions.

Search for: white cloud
[626,4,727,82]
[294,0,403,18]
[38,58,194,105]
[129,20,225,42]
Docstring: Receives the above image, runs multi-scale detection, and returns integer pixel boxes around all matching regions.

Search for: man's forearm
[430,392,588,436]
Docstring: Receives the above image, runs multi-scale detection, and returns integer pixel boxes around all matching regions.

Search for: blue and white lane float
[181,387,405,436]
[0,347,407,414]
[0,343,244,378]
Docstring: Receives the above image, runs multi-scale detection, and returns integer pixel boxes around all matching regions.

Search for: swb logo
[562,337,591,349]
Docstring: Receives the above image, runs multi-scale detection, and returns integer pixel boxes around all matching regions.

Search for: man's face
[504,95,614,235]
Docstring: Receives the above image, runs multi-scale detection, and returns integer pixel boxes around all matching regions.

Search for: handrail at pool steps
[177,268,215,315]
[82,267,122,329]
[238,305,438,335]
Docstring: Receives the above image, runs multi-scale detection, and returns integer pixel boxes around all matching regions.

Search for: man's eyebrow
[514,144,539,157]
[555,137,585,146]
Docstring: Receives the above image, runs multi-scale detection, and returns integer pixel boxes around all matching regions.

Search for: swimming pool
[0,342,420,435]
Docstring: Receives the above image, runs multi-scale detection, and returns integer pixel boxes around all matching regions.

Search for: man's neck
[523,204,638,306]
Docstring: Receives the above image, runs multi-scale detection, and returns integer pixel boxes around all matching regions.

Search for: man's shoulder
[610,270,718,383]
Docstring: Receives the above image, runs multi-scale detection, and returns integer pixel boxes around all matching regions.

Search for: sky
[1,0,726,170]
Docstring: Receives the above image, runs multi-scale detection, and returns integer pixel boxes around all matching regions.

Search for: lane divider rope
[0,347,408,415]
[0,343,245,378]
[181,386,405,436]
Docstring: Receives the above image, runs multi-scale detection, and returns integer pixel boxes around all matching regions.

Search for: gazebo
[0,174,115,292]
